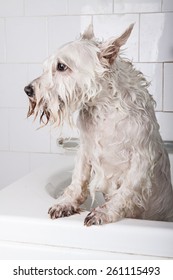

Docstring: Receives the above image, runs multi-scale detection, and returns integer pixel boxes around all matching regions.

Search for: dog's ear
[81,24,94,40]
[100,23,134,65]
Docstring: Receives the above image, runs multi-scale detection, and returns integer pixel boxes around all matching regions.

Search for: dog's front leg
[48,149,91,219]
[84,187,146,226]
[84,154,152,226]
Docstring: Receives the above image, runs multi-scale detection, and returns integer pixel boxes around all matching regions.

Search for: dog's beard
[27,95,65,126]
[27,98,37,118]
[39,101,51,125]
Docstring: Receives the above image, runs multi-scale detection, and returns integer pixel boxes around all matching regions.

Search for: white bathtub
[0,153,173,260]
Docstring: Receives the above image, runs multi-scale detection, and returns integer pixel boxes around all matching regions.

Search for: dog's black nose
[24,85,34,97]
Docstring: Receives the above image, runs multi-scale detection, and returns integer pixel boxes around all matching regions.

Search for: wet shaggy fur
[25,24,173,226]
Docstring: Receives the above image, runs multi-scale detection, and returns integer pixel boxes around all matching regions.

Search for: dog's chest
[78,106,130,189]
[78,106,127,158]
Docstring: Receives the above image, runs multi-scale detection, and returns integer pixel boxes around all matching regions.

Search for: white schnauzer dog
[25,24,173,226]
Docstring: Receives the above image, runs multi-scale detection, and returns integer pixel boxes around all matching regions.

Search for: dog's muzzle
[24,84,34,97]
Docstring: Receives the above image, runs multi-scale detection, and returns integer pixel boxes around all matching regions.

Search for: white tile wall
[27,63,42,81]
[0,151,29,190]
[164,63,173,111]
[0,0,173,189]
[156,112,173,140]
[0,109,9,151]
[162,0,173,12]
[68,0,113,15]
[48,16,92,54]
[0,0,23,17]
[6,17,48,63]
[0,64,28,108]
[25,0,68,16]
[0,19,5,62]
[114,0,161,13]
[9,109,51,153]
[140,13,173,62]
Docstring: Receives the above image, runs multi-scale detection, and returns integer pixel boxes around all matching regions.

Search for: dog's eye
[57,63,68,72]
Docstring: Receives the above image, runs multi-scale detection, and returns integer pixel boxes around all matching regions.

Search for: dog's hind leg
[48,149,91,219]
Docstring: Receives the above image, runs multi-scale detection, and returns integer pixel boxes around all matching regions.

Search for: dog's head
[24,24,134,126]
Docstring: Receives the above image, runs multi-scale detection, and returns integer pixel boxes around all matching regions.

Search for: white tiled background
[0,0,173,189]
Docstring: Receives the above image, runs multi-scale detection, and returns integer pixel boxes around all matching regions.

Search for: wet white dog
[25,24,173,226]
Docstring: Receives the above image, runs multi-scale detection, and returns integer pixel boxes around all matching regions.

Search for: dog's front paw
[48,204,81,219]
[84,208,108,226]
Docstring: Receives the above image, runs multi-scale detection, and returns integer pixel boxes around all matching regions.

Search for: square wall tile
[0,19,5,62]
[6,17,48,63]
[0,64,28,108]
[68,0,113,14]
[9,108,51,153]
[0,109,9,151]
[0,0,23,17]
[93,14,139,61]
[48,16,91,53]
[135,63,163,111]
[156,112,173,140]
[114,0,161,13]
[162,0,173,12]
[140,13,173,62]
[164,63,173,111]
[0,152,29,190]
[25,0,68,16]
